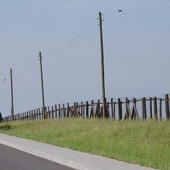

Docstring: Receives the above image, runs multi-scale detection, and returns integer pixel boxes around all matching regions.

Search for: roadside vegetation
[0,118,169,170]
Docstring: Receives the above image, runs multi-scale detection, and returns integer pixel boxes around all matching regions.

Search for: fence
[3,94,170,121]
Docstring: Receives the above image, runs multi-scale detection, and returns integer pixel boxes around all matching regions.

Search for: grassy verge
[0,119,169,170]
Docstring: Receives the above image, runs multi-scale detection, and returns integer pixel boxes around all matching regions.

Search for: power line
[136,6,170,19]
[144,0,169,10]
[15,59,38,77]
[0,18,98,83]
[0,58,38,88]
[105,0,170,22]
[47,24,98,59]
[124,0,168,11]
[62,18,97,47]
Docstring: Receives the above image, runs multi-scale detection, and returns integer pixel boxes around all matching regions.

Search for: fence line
[3,94,170,121]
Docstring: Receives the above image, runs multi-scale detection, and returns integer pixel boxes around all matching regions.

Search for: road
[0,144,75,170]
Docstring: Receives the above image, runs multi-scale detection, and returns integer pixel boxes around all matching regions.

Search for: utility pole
[10,68,14,121]
[39,52,46,119]
[99,11,107,118]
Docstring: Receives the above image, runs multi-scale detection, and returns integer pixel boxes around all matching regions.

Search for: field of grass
[0,118,170,170]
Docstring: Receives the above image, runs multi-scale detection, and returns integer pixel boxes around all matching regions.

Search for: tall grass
[0,119,169,170]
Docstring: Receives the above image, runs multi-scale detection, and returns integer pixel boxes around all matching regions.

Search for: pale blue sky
[0,0,170,117]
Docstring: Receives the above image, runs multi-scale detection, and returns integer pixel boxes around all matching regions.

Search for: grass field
[0,118,169,170]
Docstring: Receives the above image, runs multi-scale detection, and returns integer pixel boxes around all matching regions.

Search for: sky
[0,0,170,117]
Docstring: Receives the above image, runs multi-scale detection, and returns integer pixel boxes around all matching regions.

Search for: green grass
[0,123,11,130]
[0,119,170,170]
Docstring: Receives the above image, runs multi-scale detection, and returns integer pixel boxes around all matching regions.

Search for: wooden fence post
[80,102,83,117]
[38,108,41,120]
[28,111,30,120]
[159,98,162,120]
[38,108,39,120]
[78,103,81,117]
[73,102,77,117]
[32,110,33,120]
[142,97,147,120]
[125,98,128,119]
[131,98,139,120]
[63,104,65,118]
[104,98,108,118]
[29,110,31,120]
[34,109,36,120]
[31,110,34,120]
[67,103,69,117]
[95,100,100,118]
[58,104,61,118]
[86,101,89,118]
[125,98,131,119]
[76,102,80,117]
[37,109,39,120]
[153,97,158,120]
[113,102,116,120]
[35,109,37,120]
[46,106,50,119]
[51,106,54,118]
[73,103,75,117]
[36,109,38,120]
[90,100,95,118]
[150,98,153,119]
[26,111,28,120]
[118,98,122,120]
[165,94,170,120]
[41,107,42,119]
[33,110,36,120]
[107,101,110,118]
[111,98,114,119]
[55,104,57,118]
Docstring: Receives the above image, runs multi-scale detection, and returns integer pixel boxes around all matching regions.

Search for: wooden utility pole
[39,52,46,119]
[10,68,14,121]
[99,11,107,118]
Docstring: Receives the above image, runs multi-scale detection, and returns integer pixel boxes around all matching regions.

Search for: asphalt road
[0,144,75,170]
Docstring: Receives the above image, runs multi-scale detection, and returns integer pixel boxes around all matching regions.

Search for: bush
[0,124,11,130]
